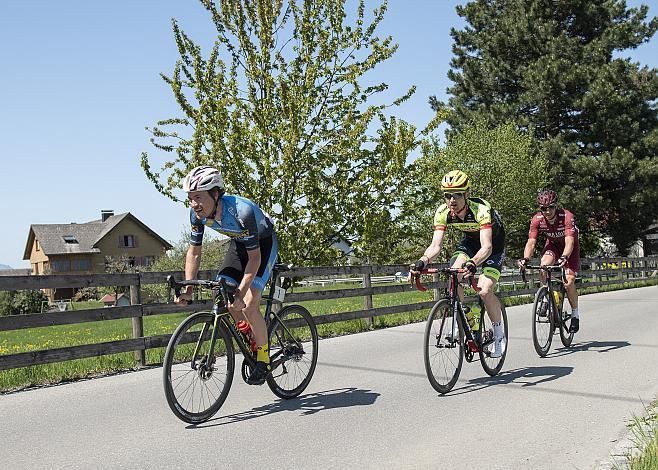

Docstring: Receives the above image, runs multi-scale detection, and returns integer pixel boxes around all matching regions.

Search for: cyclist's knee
[478,286,493,300]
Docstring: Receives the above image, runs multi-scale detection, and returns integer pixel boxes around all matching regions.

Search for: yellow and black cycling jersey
[433,197,504,241]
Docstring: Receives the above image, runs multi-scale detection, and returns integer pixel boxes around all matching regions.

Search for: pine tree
[432,0,658,254]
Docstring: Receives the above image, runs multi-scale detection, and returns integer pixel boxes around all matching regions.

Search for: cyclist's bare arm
[420,229,446,266]
[237,247,261,299]
[562,235,575,259]
[176,245,202,304]
[472,227,493,265]
[523,238,537,261]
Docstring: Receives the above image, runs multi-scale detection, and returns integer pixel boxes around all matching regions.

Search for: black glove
[558,255,568,267]
[463,259,477,275]
[411,259,426,272]
[517,257,529,269]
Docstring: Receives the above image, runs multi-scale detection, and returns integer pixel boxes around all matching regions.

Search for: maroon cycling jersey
[528,208,579,250]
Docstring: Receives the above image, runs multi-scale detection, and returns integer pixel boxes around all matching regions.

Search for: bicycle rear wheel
[479,295,508,376]
[163,312,235,424]
[266,305,319,399]
[424,299,463,394]
[532,287,554,357]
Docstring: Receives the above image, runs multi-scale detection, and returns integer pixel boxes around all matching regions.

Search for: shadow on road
[447,365,574,396]
[547,340,631,357]
[188,387,380,428]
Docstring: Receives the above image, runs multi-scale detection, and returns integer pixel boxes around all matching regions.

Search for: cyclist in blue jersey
[174,166,277,385]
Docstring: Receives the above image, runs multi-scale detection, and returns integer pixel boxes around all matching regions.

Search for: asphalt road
[1,286,657,469]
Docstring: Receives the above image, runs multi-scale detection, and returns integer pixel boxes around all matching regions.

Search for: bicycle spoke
[163,313,235,423]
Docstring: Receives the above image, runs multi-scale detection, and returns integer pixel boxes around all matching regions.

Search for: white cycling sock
[571,308,579,319]
[492,321,505,339]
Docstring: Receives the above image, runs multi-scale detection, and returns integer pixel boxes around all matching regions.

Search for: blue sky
[1,1,656,269]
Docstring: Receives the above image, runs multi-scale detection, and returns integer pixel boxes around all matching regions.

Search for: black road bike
[413,267,509,394]
[163,263,319,424]
[522,264,573,357]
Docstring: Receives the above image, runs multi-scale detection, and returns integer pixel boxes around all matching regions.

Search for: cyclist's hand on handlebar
[463,259,477,277]
[517,257,529,270]
[557,255,568,268]
[174,291,193,305]
[409,259,426,275]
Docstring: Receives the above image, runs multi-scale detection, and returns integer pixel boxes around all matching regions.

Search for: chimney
[101,210,114,222]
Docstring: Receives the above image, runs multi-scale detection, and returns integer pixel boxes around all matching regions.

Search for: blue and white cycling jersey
[190,195,275,250]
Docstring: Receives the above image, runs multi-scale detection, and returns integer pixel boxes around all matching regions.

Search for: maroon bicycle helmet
[537,189,558,206]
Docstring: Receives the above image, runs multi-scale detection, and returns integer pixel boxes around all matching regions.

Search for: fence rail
[0,256,656,371]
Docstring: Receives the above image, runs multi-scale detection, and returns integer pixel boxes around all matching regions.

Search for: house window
[71,259,91,271]
[62,235,78,244]
[51,260,70,272]
[36,240,41,251]
[134,256,155,267]
[122,235,136,248]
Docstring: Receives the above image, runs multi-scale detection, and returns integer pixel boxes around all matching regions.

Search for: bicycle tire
[557,286,574,347]
[479,295,508,376]
[424,299,463,394]
[532,287,554,357]
[266,305,319,399]
[163,312,235,424]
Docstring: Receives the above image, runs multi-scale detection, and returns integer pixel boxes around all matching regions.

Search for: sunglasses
[539,205,556,211]
[444,193,465,200]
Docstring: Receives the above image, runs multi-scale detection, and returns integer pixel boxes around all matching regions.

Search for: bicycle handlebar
[167,275,234,305]
[519,264,565,283]
[411,267,481,292]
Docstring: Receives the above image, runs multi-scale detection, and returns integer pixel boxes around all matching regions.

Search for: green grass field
[1,277,656,392]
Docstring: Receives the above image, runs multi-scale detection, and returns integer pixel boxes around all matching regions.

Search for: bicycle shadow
[548,340,631,357]
[447,365,574,396]
[188,387,380,428]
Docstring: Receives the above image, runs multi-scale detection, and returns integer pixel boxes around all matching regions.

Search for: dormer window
[62,235,78,244]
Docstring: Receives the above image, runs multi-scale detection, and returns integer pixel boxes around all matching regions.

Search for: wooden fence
[0,256,656,371]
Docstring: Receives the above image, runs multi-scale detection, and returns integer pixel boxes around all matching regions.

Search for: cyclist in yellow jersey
[410,170,507,357]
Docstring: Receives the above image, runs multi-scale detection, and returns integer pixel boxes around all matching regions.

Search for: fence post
[130,282,145,367]
[363,272,373,329]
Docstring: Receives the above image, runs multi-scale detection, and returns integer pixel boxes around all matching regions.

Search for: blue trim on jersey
[190,195,274,249]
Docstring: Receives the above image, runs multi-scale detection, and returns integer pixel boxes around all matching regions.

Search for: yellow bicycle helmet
[441,170,471,192]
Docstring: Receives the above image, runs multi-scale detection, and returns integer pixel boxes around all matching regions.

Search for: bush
[0,290,49,316]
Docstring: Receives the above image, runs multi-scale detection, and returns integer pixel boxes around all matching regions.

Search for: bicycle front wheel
[479,295,508,376]
[532,287,554,357]
[424,299,463,394]
[163,312,235,424]
[266,305,319,399]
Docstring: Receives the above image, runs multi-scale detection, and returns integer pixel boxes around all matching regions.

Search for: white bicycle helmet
[183,166,224,193]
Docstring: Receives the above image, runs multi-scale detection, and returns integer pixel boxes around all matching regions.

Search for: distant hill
[0,264,12,270]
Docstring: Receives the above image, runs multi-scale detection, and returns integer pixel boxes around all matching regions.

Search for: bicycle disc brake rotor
[197,355,215,380]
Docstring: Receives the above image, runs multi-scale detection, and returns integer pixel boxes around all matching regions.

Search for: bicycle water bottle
[553,290,562,313]
[236,320,258,353]
[465,303,481,331]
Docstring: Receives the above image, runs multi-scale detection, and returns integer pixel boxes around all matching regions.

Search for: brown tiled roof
[23,213,172,259]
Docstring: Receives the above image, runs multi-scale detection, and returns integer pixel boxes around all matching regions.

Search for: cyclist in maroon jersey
[518,189,581,333]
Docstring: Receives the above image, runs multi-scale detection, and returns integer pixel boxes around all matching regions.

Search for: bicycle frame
[167,265,298,373]
[522,264,566,323]
[414,268,483,352]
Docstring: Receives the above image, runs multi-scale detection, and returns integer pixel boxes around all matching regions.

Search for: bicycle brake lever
[166,275,181,298]
[415,275,427,292]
